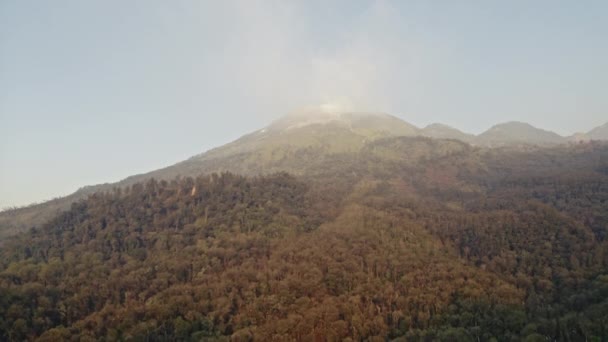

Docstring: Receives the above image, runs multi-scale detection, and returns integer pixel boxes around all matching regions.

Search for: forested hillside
[2,113,606,241]
[1,138,607,341]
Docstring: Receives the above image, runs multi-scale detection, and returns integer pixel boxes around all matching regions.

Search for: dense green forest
[1,138,608,341]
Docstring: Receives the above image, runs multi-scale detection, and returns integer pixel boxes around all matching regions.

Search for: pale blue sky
[1,1,607,207]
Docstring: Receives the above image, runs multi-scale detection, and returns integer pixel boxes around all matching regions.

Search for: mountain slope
[567,122,608,142]
[587,122,608,140]
[1,138,607,340]
[421,123,475,143]
[196,109,419,159]
[0,108,421,240]
[476,121,565,146]
[0,173,526,340]
[0,111,583,240]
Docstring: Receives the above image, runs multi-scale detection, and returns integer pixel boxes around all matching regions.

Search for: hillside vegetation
[1,112,606,241]
[1,137,608,340]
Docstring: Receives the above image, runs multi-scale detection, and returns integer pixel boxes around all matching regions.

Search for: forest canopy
[1,139,608,341]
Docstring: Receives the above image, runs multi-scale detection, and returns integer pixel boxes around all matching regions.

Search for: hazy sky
[1,1,607,207]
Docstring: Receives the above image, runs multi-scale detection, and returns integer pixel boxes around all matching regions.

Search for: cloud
[200,1,423,118]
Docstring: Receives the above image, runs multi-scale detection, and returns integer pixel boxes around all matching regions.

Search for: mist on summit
[2,1,608,207]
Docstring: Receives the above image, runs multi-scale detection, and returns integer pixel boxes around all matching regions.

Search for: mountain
[1,134,607,340]
[476,121,565,146]
[421,123,475,143]
[265,106,420,137]
[110,109,421,187]
[187,108,420,171]
[567,122,608,142]
[0,107,421,240]
[568,132,591,142]
[1,105,608,340]
[0,111,583,240]
[587,122,608,140]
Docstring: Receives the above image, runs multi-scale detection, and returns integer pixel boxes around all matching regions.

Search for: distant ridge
[587,122,608,140]
[476,121,565,146]
[566,122,608,142]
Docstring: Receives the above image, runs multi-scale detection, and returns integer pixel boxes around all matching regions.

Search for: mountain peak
[587,122,608,140]
[487,121,535,130]
[267,104,393,132]
[478,121,564,146]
